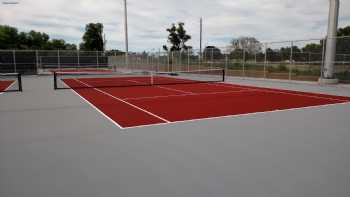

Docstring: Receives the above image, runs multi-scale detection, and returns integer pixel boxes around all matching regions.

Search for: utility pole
[123,0,129,67]
[200,17,203,63]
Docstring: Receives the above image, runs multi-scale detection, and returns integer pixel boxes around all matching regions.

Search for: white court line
[155,85,194,94]
[62,79,350,130]
[127,79,194,94]
[74,79,170,123]
[210,83,350,103]
[61,80,124,129]
[124,89,255,101]
[122,101,350,130]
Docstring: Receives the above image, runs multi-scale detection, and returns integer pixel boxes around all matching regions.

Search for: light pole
[320,0,340,84]
[199,17,203,64]
[123,0,129,67]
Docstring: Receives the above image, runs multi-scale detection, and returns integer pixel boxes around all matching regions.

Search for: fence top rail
[263,38,323,45]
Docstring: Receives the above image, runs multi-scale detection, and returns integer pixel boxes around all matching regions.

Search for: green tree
[338,26,350,36]
[105,49,125,56]
[203,46,222,59]
[80,23,105,51]
[302,25,350,54]
[163,22,191,52]
[26,31,50,49]
[64,43,78,50]
[280,46,301,61]
[230,37,262,54]
[0,25,77,50]
[302,43,323,53]
[0,25,19,49]
[336,26,350,54]
[47,39,66,49]
[230,37,262,61]
[45,39,77,50]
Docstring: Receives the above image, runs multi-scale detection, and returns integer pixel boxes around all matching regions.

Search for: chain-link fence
[1,36,349,83]
[112,36,349,83]
[0,50,109,74]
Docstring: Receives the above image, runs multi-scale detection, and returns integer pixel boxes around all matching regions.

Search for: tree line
[204,26,350,61]
[0,23,106,51]
[162,23,349,63]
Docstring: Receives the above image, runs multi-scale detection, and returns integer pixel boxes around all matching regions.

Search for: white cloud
[0,0,349,51]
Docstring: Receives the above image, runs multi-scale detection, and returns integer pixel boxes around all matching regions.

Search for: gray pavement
[1,75,350,197]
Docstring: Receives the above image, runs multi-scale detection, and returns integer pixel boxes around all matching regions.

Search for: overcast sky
[0,0,349,51]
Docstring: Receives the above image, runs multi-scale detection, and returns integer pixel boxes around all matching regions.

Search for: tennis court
[1,74,350,197]
[53,70,350,128]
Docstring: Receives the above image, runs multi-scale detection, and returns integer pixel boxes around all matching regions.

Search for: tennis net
[0,73,22,92]
[54,69,225,89]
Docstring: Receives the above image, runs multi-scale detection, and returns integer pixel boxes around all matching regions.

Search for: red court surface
[63,78,350,129]
[0,81,14,92]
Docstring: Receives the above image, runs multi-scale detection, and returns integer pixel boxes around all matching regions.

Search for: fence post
[254,51,257,64]
[308,52,311,65]
[211,48,214,69]
[225,54,228,75]
[187,49,190,71]
[125,51,128,69]
[157,49,161,72]
[198,50,201,70]
[264,43,267,78]
[179,51,182,69]
[13,50,17,73]
[57,50,61,70]
[242,47,246,77]
[171,51,174,72]
[35,50,39,74]
[289,41,293,80]
[77,50,80,68]
[96,51,99,68]
[146,54,149,70]
[167,52,170,72]
[321,37,326,78]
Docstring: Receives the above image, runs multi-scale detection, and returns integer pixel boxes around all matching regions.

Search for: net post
[18,73,22,92]
[54,72,57,90]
